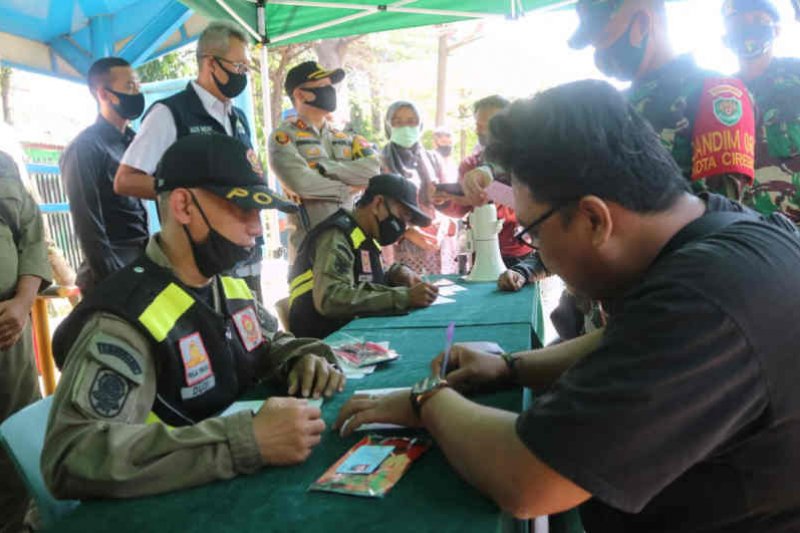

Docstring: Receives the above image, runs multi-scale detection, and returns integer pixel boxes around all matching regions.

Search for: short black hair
[473,95,510,115]
[485,79,687,213]
[87,57,131,96]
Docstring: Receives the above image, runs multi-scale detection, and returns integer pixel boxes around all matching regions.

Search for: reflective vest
[53,255,266,427]
[288,209,384,339]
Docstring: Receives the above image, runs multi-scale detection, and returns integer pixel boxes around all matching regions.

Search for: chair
[0,396,80,528]
[275,297,291,332]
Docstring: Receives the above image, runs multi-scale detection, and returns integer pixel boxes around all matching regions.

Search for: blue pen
[440,322,455,378]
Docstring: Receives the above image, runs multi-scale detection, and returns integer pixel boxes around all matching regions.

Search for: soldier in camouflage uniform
[569,0,756,200]
[723,0,800,223]
[269,61,381,264]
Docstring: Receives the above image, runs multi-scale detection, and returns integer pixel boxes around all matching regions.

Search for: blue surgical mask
[391,126,420,148]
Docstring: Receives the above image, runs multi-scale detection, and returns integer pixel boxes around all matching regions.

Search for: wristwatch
[409,375,450,417]
[501,352,519,385]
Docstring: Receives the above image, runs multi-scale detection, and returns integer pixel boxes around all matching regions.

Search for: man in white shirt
[115,20,272,301]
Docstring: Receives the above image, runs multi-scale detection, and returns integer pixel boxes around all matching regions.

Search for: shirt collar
[191,80,232,117]
[94,114,132,143]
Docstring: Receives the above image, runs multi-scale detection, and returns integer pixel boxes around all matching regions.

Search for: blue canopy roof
[0,0,207,80]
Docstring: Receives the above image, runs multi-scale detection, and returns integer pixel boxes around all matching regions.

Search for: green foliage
[136,49,197,83]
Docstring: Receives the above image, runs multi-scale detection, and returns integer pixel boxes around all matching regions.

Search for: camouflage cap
[722,0,780,20]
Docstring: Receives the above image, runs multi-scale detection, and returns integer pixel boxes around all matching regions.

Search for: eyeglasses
[211,56,251,74]
[514,201,575,250]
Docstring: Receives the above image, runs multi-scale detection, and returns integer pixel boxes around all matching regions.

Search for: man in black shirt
[334,80,800,531]
[61,57,148,294]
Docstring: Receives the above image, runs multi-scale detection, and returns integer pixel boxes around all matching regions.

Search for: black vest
[288,210,384,339]
[146,82,252,148]
[53,254,266,426]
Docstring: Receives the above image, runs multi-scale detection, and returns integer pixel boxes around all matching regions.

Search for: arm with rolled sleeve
[311,229,409,319]
[115,104,177,199]
[268,133,350,201]
[61,142,125,281]
[41,312,263,499]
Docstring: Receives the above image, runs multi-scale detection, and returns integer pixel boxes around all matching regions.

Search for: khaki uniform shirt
[0,177,51,300]
[41,236,334,500]
[310,228,410,318]
[268,116,380,262]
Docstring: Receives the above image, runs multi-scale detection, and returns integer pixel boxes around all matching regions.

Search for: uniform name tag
[232,306,264,352]
[358,274,373,282]
[361,250,372,273]
[178,332,214,386]
[180,375,216,400]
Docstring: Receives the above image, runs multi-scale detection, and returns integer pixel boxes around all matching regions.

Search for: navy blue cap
[569,0,624,49]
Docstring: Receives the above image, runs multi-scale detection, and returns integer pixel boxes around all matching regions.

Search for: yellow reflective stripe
[289,269,312,291]
[372,239,382,251]
[289,279,314,307]
[220,276,253,301]
[145,411,173,429]
[138,283,194,343]
[350,227,366,249]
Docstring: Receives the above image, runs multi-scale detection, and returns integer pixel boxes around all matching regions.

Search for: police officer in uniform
[569,0,756,200]
[115,21,268,302]
[42,134,344,500]
[288,174,439,339]
[0,152,51,533]
[269,61,381,264]
[723,0,800,224]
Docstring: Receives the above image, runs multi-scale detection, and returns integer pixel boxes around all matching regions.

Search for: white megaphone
[465,203,506,282]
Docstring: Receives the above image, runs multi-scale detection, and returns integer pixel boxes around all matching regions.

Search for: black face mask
[375,203,407,246]
[303,85,337,112]
[105,88,145,120]
[436,145,453,158]
[724,23,775,59]
[184,193,254,278]
[594,16,649,81]
[213,59,248,98]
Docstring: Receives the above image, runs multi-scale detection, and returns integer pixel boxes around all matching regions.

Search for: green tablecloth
[342,278,543,339]
[49,323,535,533]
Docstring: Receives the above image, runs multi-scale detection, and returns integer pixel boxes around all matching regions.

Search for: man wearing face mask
[43,134,345,500]
[287,174,439,339]
[115,21,267,301]
[569,0,756,201]
[723,0,800,224]
[269,61,380,265]
[60,57,148,295]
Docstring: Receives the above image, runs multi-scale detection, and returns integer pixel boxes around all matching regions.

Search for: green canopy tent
[178,0,575,252]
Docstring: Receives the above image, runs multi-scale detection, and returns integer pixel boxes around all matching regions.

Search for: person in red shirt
[435,95,547,287]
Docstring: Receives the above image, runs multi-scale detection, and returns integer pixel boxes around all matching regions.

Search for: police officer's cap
[284,61,345,97]
[722,0,780,21]
[155,133,298,213]
[363,174,431,227]
[569,0,625,50]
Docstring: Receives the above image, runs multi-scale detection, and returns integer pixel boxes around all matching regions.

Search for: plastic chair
[0,396,80,528]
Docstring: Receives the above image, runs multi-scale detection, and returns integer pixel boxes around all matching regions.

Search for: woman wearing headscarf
[380,100,458,275]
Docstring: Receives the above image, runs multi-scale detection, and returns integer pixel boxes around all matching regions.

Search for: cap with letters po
[155,133,297,213]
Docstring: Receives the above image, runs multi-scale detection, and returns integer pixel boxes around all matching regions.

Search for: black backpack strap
[656,211,752,262]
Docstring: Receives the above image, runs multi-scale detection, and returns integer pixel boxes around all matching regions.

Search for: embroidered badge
[89,369,130,418]
[334,131,348,139]
[232,306,264,352]
[296,119,308,130]
[361,250,372,273]
[342,147,352,158]
[178,332,214,386]
[246,148,264,175]
[296,131,314,139]
[274,131,290,145]
[97,342,142,375]
[305,146,322,158]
